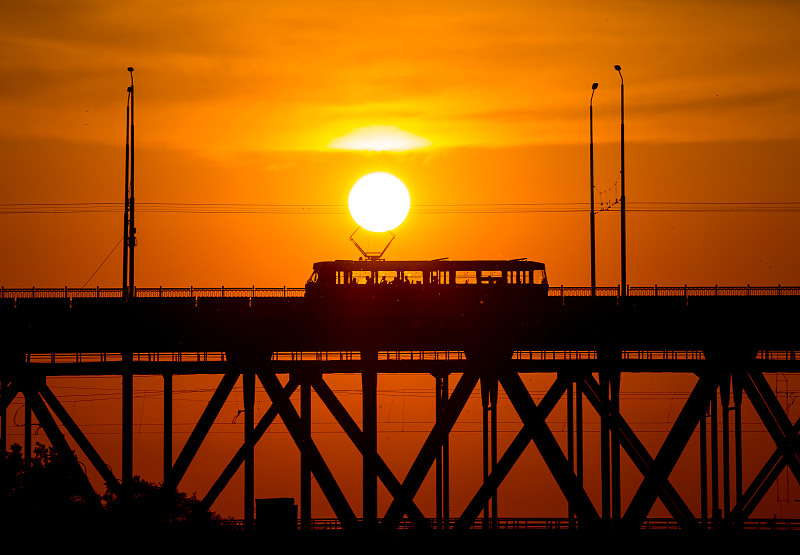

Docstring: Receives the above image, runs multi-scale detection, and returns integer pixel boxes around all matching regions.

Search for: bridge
[2,283,800,534]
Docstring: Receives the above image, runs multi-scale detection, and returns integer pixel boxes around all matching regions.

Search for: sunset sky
[2,0,800,288]
[3,0,800,522]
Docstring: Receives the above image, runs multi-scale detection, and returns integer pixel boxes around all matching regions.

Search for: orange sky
[2,0,800,288]
[3,0,800,522]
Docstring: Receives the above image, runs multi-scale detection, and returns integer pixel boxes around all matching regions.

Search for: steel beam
[623,374,716,528]
[301,372,312,531]
[170,371,240,487]
[581,375,696,527]
[38,382,121,496]
[199,377,298,512]
[312,375,428,528]
[257,370,358,529]
[243,370,255,530]
[382,371,480,530]
[456,376,569,530]
[22,381,100,506]
[499,371,599,525]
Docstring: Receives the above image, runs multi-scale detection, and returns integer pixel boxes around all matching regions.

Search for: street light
[590,83,598,297]
[614,64,626,298]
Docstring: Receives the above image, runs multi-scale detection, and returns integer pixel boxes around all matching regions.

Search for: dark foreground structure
[2,259,800,539]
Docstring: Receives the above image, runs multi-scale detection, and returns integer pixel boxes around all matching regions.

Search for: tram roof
[312,259,546,271]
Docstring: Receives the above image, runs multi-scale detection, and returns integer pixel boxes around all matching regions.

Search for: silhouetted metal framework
[2,287,800,533]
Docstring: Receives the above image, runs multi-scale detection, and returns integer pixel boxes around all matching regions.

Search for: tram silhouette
[305,258,548,303]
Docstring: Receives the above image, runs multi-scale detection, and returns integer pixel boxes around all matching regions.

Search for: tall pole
[127,67,136,299]
[122,80,130,301]
[614,65,626,297]
[589,83,598,297]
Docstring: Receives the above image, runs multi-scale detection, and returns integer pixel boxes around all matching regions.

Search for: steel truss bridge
[2,285,800,535]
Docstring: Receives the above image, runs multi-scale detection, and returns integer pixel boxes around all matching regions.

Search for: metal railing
[549,284,800,298]
[0,286,306,300]
[2,284,799,301]
[221,516,800,532]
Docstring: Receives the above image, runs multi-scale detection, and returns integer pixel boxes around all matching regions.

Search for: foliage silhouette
[2,443,230,535]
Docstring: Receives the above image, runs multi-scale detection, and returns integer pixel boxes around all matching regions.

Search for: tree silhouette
[1,442,102,529]
[2,443,230,536]
[102,475,230,531]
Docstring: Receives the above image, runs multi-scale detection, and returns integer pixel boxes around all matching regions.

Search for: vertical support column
[243,370,255,531]
[710,383,719,526]
[122,368,133,494]
[301,373,312,531]
[721,374,731,519]
[163,371,172,489]
[490,377,498,528]
[700,398,708,528]
[600,371,610,521]
[733,372,743,528]
[24,382,32,467]
[442,373,450,528]
[362,351,377,531]
[480,376,490,528]
[435,375,443,530]
[1,376,6,456]
[576,377,584,514]
[567,379,575,529]
[611,370,621,521]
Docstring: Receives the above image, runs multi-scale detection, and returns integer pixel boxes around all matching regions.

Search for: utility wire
[4,201,800,214]
[81,237,122,288]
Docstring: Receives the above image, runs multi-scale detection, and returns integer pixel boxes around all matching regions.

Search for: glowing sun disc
[348,172,411,232]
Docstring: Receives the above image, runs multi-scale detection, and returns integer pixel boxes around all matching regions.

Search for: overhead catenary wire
[4,201,800,214]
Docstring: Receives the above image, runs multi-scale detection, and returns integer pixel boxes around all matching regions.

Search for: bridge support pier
[163,371,172,490]
[721,374,731,520]
[700,396,708,527]
[480,375,499,528]
[435,373,451,529]
[122,362,133,504]
[362,351,378,531]
[711,382,720,526]
[244,370,255,531]
[1,376,6,457]
[733,371,743,528]
[301,371,312,531]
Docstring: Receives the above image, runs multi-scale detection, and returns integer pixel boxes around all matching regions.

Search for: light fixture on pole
[614,64,626,298]
[122,67,135,301]
[590,82,598,297]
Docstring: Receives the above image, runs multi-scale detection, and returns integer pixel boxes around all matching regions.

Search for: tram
[305,258,548,299]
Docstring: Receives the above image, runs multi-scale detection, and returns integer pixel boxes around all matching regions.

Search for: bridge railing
[3,285,799,301]
[548,285,800,297]
[0,286,306,300]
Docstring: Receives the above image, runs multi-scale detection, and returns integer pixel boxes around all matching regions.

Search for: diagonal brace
[170,371,240,487]
[38,383,121,496]
[581,375,696,527]
[382,371,480,530]
[199,377,299,512]
[456,375,570,530]
[499,371,599,525]
[312,374,428,528]
[258,370,358,529]
[623,374,716,528]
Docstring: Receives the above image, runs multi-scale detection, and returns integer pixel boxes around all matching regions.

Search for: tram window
[430,270,449,285]
[352,270,372,284]
[378,270,398,284]
[404,270,423,284]
[533,269,546,285]
[480,270,504,284]
[455,271,476,285]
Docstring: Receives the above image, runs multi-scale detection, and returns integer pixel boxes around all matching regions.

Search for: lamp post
[590,83,598,297]
[614,65,626,298]
[122,67,135,301]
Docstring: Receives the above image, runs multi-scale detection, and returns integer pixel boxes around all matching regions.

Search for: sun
[348,172,411,233]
